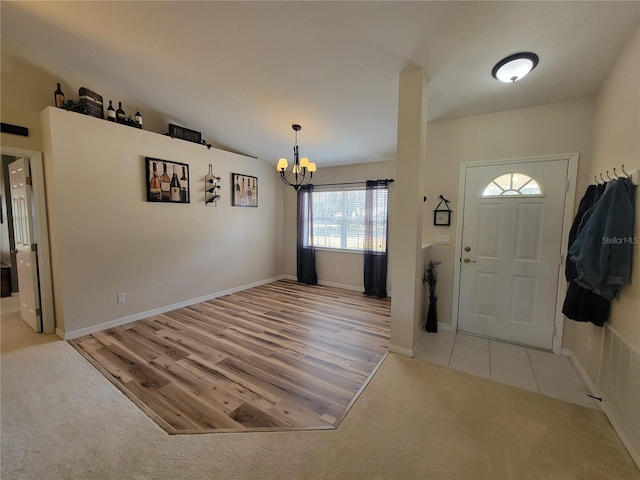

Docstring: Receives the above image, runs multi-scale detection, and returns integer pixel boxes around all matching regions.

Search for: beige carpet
[2,297,639,480]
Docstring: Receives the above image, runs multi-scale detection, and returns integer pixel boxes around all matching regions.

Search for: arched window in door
[482,173,543,197]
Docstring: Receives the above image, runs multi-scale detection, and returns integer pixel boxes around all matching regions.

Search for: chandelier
[276,124,317,190]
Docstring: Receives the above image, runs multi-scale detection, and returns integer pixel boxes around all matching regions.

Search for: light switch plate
[436,235,451,245]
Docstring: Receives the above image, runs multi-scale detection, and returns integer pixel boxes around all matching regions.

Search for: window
[311,187,388,252]
[482,173,543,197]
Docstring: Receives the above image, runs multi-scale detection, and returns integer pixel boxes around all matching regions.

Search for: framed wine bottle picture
[231,173,258,207]
[145,157,190,203]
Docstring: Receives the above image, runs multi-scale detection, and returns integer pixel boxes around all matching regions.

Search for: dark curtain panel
[363,180,389,298]
[297,185,318,285]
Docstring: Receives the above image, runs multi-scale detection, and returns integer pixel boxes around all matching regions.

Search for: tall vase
[426,295,438,333]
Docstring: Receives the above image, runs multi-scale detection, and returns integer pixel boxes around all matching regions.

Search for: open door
[9,157,43,332]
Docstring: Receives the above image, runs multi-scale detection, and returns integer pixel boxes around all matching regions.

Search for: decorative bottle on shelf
[134,108,143,129]
[116,102,126,123]
[54,83,65,108]
[180,166,188,202]
[107,100,116,122]
[149,162,162,201]
[170,165,181,202]
[160,162,171,201]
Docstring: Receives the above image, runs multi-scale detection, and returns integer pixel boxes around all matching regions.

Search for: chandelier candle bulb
[277,158,288,171]
[300,157,310,169]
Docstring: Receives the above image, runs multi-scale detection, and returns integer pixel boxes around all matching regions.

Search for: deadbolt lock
[464,246,471,252]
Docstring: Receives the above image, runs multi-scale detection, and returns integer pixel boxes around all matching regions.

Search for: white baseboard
[568,349,640,470]
[567,350,599,397]
[317,279,363,292]
[62,276,286,340]
[389,344,414,357]
[282,274,392,297]
[281,274,361,292]
[437,322,452,332]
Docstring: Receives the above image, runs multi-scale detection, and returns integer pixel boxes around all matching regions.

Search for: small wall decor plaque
[232,173,258,207]
[146,157,190,203]
[168,124,202,144]
[1,123,28,137]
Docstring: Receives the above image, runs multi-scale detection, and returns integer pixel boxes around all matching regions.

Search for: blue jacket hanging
[569,177,635,300]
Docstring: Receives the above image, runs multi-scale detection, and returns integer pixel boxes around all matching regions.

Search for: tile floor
[415,330,599,410]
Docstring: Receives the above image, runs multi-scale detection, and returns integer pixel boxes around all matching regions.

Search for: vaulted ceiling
[2,1,639,166]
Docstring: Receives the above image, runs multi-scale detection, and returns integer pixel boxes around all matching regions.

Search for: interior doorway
[1,146,54,334]
[452,154,578,354]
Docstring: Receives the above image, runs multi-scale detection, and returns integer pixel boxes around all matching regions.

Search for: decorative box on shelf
[79,87,104,119]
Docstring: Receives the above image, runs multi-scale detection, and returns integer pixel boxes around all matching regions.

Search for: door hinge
[35,308,41,316]
[25,176,32,185]
[559,254,563,266]
[553,324,557,337]
[31,243,38,252]
[565,180,570,192]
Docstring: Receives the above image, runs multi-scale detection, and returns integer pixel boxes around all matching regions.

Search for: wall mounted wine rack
[205,164,221,207]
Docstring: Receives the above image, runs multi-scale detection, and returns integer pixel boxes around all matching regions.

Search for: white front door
[9,157,42,332]
[458,160,568,349]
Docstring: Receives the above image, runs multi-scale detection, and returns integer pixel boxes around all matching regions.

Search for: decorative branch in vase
[423,259,441,333]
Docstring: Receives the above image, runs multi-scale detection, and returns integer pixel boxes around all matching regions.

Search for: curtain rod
[312,179,395,187]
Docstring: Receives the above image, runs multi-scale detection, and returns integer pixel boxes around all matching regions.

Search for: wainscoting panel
[598,325,640,463]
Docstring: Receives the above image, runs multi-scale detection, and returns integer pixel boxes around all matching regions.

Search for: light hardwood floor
[70,280,391,434]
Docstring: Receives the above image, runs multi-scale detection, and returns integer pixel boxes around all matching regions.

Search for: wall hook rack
[594,164,639,185]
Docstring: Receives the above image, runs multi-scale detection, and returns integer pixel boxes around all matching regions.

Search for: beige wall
[1,51,169,153]
[0,157,10,265]
[283,160,395,292]
[423,97,596,331]
[565,25,640,382]
[42,107,283,336]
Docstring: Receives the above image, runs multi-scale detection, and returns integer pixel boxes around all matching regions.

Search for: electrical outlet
[336,267,340,274]
[587,336,592,350]
[117,293,126,303]
[256,265,260,272]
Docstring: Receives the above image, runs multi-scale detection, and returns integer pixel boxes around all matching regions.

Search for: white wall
[565,24,640,382]
[42,107,284,337]
[423,97,596,332]
[283,160,396,292]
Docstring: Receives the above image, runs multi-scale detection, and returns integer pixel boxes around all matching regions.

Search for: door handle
[463,258,476,263]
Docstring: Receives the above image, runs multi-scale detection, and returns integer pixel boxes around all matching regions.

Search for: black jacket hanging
[562,183,610,326]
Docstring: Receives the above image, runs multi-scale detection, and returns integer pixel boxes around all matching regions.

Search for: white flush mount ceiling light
[492,52,539,83]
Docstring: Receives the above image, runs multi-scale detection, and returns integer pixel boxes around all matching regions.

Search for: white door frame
[451,153,579,354]
[1,146,55,334]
